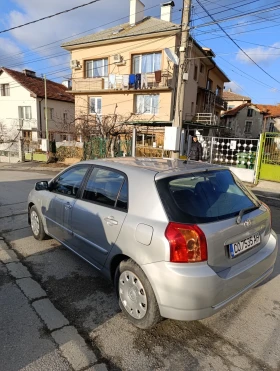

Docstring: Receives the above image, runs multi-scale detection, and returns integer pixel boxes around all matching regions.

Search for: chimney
[161,1,175,22]
[228,88,232,92]
[22,69,36,77]
[130,0,145,26]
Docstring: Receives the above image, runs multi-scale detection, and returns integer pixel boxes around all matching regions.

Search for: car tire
[115,259,162,329]
[30,205,47,241]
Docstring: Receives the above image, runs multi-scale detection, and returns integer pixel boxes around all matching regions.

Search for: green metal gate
[259,132,280,182]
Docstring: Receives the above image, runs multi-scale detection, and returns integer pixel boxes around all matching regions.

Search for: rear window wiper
[236,206,259,224]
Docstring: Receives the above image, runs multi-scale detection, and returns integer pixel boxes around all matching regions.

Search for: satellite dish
[164,48,179,65]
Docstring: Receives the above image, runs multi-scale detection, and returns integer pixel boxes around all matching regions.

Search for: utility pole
[172,0,192,158]
[44,75,49,155]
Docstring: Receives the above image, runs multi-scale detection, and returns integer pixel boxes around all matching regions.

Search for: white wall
[225,105,263,138]
[0,70,37,147]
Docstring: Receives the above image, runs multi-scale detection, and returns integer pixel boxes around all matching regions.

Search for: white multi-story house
[0,67,75,154]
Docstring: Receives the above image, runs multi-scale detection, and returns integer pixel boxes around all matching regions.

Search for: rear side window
[82,168,127,209]
[156,170,259,223]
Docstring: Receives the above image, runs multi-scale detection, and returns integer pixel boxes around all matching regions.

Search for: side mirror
[35,181,49,191]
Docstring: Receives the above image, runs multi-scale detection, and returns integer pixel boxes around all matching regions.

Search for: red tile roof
[222,91,251,101]
[1,67,74,103]
[254,104,280,117]
[222,103,250,116]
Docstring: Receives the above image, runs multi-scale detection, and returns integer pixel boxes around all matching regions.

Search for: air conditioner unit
[113,54,123,63]
[70,60,81,69]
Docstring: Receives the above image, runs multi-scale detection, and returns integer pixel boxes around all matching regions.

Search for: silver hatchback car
[28,158,278,329]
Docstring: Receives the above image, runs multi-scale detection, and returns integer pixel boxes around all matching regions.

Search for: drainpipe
[38,98,43,139]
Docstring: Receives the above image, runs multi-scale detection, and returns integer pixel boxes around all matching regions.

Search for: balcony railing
[215,95,228,110]
[72,71,173,92]
[193,113,220,126]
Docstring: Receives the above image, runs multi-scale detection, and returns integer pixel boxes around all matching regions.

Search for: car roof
[80,157,224,176]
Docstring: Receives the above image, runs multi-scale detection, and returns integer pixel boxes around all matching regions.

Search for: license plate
[229,234,261,258]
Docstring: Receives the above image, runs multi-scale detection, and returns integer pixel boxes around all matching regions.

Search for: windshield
[156,170,260,223]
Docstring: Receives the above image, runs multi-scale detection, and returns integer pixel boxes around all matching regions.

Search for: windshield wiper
[236,206,259,224]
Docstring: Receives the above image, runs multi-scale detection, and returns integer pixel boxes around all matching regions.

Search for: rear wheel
[115,259,162,329]
[30,206,47,241]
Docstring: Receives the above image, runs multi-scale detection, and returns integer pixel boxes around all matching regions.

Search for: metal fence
[83,137,132,160]
[200,136,259,169]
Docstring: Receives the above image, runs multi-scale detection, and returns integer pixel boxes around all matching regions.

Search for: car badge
[244,219,252,227]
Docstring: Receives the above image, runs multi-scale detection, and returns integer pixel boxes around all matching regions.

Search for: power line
[196,0,280,85]
[0,0,101,35]
[193,4,280,29]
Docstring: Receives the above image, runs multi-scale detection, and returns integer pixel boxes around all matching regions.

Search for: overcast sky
[1,0,280,104]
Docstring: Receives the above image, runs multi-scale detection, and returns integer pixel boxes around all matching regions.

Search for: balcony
[71,71,173,93]
[193,113,220,126]
[215,95,228,110]
[197,87,227,111]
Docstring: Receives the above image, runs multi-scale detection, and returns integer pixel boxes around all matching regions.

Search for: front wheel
[115,259,162,329]
[30,205,47,241]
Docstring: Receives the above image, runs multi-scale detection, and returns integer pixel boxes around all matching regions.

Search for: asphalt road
[0,169,280,371]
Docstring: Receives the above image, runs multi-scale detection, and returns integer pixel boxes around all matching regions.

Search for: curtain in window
[151,95,159,114]
[142,54,153,73]
[154,53,161,71]
[86,61,93,78]
[136,95,144,113]
[86,59,108,77]
[133,55,141,74]
[93,60,103,77]
[89,98,102,114]
[136,95,159,114]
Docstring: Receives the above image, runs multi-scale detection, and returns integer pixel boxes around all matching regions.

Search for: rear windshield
[156,170,260,223]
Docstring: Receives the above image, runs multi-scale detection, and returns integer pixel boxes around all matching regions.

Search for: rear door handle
[104,216,118,226]
[65,202,72,210]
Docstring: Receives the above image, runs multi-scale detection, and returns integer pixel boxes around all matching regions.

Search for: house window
[132,53,162,74]
[86,59,108,78]
[216,85,222,96]
[193,65,198,81]
[19,106,32,119]
[89,97,102,115]
[22,130,32,140]
[44,108,54,120]
[200,63,204,73]
[0,84,10,96]
[135,95,159,114]
[244,121,252,133]
[247,108,253,117]
[206,79,213,91]
[63,112,68,123]
[228,105,235,110]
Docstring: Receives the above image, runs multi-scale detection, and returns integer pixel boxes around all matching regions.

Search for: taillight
[165,222,208,263]
[261,201,272,229]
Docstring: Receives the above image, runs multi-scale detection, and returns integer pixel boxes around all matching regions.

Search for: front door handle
[104,216,118,226]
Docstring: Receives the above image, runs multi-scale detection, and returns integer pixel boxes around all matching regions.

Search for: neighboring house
[0,67,75,152]
[221,103,280,138]
[222,89,251,112]
[254,104,280,133]
[61,0,229,140]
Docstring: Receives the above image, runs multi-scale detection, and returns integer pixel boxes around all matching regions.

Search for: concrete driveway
[0,169,279,371]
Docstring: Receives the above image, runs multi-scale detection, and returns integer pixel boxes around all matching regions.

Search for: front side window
[135,94,159,114]
[1,84,10,96]
[244,121,252,133]
[86,59,108,78]
[82,168,127,209]
[133,53,162,74]
[51,165,89,197]
[89,97,102,114]
[156,170,259,223]
[19,106,32,119]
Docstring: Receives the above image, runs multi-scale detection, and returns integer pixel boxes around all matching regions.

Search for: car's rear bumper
[141,231,278,321]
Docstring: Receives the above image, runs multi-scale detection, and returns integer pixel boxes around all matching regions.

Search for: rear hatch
[156,169,271,272]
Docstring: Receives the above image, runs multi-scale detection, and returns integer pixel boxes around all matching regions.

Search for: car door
[70,167,128,269]
[45,165,90,244]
